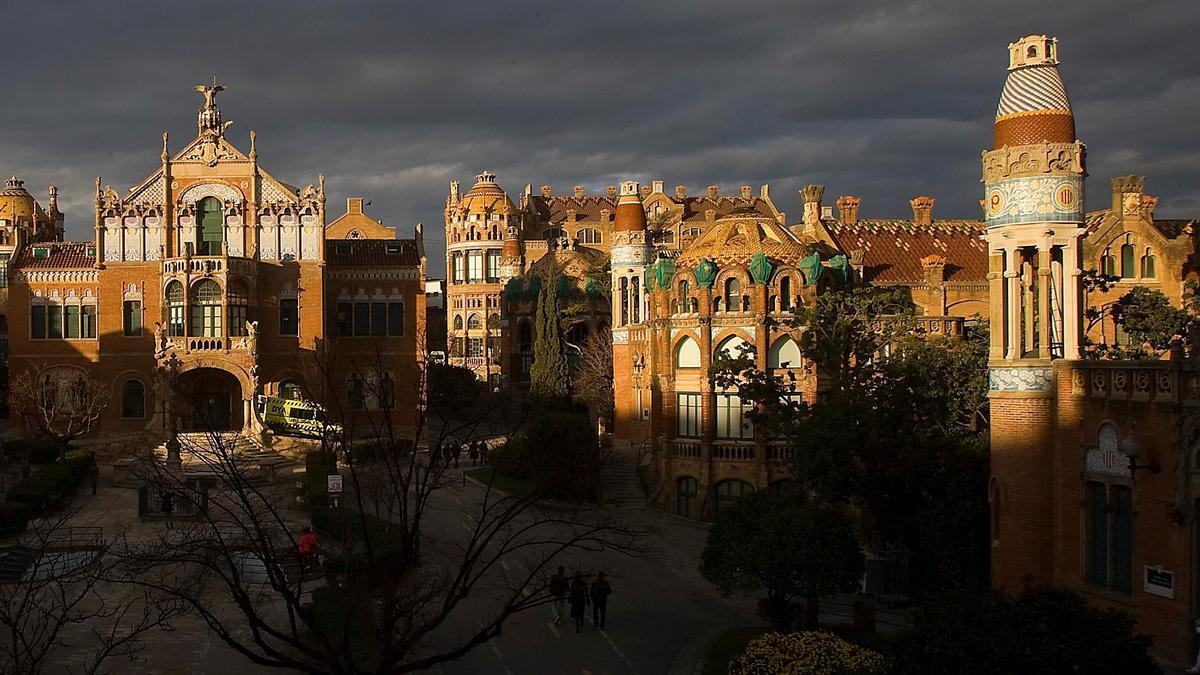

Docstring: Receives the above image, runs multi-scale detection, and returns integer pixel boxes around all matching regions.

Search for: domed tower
[444,171,517,383]
[611,180,652,440]
[985,35,1086,588]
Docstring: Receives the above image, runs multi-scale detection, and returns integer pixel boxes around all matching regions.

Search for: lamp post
[1121,422,1160,475]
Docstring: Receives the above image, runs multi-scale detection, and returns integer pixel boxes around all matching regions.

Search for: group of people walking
[435,438,488,468]
[549,566,613,633]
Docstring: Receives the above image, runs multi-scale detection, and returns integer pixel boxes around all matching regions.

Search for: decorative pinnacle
[194,80,232,136]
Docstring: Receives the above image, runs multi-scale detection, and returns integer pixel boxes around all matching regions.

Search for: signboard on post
[327,474,343,495]
[1144,566,1174,599]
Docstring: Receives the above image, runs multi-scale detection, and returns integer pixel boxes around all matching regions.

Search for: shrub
[730,631,885,675]
[523,404,598,501]
[5,452,95,516]
[891,586,1160,675]
[0,502,31,537]
[312,507,408,577]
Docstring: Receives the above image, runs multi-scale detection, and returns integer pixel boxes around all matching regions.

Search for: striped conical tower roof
[993,35,1075,149]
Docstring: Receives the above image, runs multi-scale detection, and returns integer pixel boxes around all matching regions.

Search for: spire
[614,180,647,232]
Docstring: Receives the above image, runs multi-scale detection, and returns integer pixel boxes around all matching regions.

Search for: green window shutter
[280,299,298,336]
[353,303,370,336]
[31,305,46,339]
[81,305,96,338]
[370,303,387,336]
[1085,481,1108,587]
[198,197,224,255]
[1111,485,1133,592]
[387,302,404,336]
[47,306,63,339]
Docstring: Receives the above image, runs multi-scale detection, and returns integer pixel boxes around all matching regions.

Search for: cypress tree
[530,273,569,401]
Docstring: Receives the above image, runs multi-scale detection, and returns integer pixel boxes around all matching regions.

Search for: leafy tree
[530,273,569,401]
[700,492,863,631]
[1110,286,1190,357]
[427,362,483,411]
[892,586,1160,675]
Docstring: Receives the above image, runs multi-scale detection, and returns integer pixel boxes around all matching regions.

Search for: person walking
[298,525,318,573]
[468,441,480,467]
[569,574,589,633]
[88,462,99,495]
[590,572,612,629]
[549,566,568,624]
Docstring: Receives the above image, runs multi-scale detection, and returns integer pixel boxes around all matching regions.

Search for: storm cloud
[2,0,1198,268]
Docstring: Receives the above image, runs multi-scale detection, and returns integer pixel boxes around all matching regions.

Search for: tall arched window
[677,280,690,313]
[165,281,185,336]
[724,278,740,312]
[190,279,223,337]
[229,281,250,337]
[676,476,699,518]
[1141,248,1157,278]
[619,277,629,326]
[121,379,145,419]
[631,276,641,324]
[779,276,792,311]
[453,315,464,331]
[716,335,748,359]
[1083,422,1133,593]
[467,313,482,330]
[768,336,802,369]
[197,196,224,256]
[675,336,701,368]
[1101,249,1117,277]
[1119,236,1136,279]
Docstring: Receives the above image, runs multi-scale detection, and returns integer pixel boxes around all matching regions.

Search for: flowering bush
[730,631,885,675]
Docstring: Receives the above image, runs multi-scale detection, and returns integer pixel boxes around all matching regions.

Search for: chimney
[347,197,364,214]
[740,184,752,198]
[675,185,687,199]
[540,185,552,197]
[574,185,585,198]
[910,196,935,225]
[921,254,947,285]
[836,195,861,225]
[606,185,617,197]
[449,180,460,204]
[1140,194,1158,220]
[566,208,577,224]
[641,185,652,197]
[652,180,664,193]
[1110,175,1146,216]
[707,185,719,198]
[800,184,825,228]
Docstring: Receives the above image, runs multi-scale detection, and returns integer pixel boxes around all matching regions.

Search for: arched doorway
[178,368,243,431]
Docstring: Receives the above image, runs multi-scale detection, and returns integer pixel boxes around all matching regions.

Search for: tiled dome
[993,35,1075,148]
[676,208,813,269]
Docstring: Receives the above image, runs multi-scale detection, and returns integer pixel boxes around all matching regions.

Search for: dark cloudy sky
[3,0,1198,269]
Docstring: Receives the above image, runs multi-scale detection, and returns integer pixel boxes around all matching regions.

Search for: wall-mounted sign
[327,474,343,495]
[1144,566,1174,599]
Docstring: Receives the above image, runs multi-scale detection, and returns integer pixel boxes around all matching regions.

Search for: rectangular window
[123,300,142,336]
[280,299,299,336]
[65,305,80,339]
[31,305,46,339]
[336,302,352,336]
[716,394,753,439]
[468,250,484,283]
[353,302,370,336]
[486,250,500,283]
[468,337,484,357]
[0,253,9,288]
[676,393,702,438]
[1085,481,1109,587]
[81,305,96,339]
[370,302,387,336]
[452,253,464,284]
[387,302,404,336]
[168,305,185,337]
[191,306,222,337]
[229,305,248,337]
[1111,485,1133,593]
[47,305,63,339]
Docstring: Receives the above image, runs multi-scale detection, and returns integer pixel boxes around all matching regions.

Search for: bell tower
[610,180,652,442]
[985,35,1086,588]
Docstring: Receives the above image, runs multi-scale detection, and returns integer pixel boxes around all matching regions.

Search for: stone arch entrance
[177,368,243,432]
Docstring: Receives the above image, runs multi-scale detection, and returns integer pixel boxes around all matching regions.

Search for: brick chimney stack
[607,185,617,197]
[1110,175,1146,216]
[836,195,861,225]
[707,185,719,198]
[675,185,687,199]
[540,185,552,197]
[910,196,935,225]
[574,185,585,198]
[740,185,752,198]
[800,184,825,228]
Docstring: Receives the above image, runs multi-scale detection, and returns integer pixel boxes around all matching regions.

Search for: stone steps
[598,450,645,508]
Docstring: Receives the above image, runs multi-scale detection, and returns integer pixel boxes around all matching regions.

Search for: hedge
[5,452,96,517]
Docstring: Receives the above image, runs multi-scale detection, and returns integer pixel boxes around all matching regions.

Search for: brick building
[6,84,425,444]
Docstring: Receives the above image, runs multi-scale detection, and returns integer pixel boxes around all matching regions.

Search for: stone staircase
[598,447,645,509]
[149,433,297,485]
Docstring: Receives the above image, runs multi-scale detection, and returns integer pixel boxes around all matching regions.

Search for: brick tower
[984,35,1087,588]
[611,180,653,444]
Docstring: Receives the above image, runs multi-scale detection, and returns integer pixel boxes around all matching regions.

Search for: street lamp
[1120,422,1160,475]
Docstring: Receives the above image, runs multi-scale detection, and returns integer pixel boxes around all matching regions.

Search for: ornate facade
[7,84,426,443]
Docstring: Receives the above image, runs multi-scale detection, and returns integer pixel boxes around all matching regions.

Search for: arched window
[677,280,690,313]
[779,276,792,311]
[453,315,464,331]
[1083,422,1133,593]
[197,196,224,256]
[280,380,303,400]
[121,379,145,419]
[724,278,741,312]
[681,227,702,240]
[619,277,629,326]
[767,336,802,369]
[1120,236,1136,278]
[1101,249,1117,277]
[189,279,222,337]
[1027,45,1037,58]
[631,276,641,324]
[714,479,754,513]
[467,313,482,330]
[229,281,250,337]
[578,228,601,244]
[715,335,748,360]
[675,336,701,368]
[676,476,699,518]
[543,228,564,241]
[1141,248,1157,278]
[165,281,185,336]
[347,374,365,410]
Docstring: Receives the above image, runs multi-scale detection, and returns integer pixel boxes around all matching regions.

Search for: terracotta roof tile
[14,241,94,270]
[326,239,421,267]
[825,220,987,284]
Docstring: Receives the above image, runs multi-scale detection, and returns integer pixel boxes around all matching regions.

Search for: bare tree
[115,341,644,673]
[9,364,111,457]
[572,327,614,429]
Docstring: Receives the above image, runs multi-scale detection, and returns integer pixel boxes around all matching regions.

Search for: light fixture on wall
[1120,422,1160,475]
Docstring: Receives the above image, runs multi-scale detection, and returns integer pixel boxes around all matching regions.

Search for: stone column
[1062,239,1082,360]
[988,251,1006,360]
[1037,247,1052,359]
[1005,248,1021,360]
